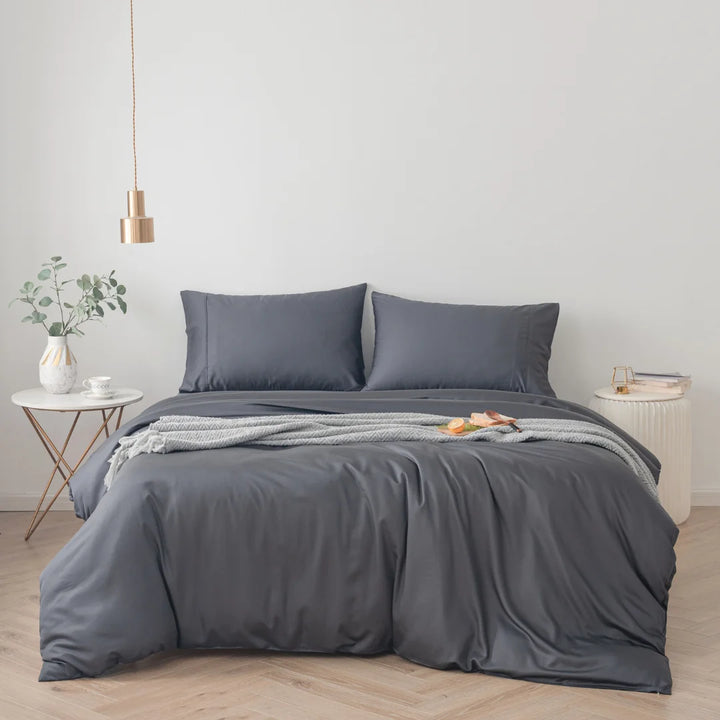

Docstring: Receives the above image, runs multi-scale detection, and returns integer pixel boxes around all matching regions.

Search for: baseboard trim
[0,492,74,512]
[691,489,720,507]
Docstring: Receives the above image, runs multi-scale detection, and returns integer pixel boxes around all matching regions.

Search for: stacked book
[630,372,691,396]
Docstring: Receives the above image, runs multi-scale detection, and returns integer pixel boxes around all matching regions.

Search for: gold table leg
[23,406,119,541]
[115,406,125,431]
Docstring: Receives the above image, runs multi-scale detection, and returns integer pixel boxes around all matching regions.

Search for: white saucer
[81,390,115,400]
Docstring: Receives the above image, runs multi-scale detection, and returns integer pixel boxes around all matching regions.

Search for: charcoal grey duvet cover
[40,390,678,692]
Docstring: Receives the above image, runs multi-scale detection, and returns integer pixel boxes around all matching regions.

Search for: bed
[37,287,678,692]
[39,388,677,691]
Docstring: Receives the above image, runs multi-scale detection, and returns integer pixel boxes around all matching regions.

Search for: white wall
[1,0,718,508]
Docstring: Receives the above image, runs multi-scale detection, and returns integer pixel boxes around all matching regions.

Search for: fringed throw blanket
[105,413,657,498]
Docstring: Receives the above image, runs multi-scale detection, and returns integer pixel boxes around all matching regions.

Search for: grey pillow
[180,284,367,392]
[365,292,559,396]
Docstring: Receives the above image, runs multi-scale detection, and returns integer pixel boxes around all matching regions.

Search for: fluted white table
[589,387,691,524]
[11,387,143,540]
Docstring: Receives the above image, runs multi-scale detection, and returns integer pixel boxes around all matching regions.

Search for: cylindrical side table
[589,387,691,524]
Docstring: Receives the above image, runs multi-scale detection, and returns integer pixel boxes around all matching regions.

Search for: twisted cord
[130,0,138,190]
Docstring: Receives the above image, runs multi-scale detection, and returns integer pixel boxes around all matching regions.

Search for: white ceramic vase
[39,335,77,394]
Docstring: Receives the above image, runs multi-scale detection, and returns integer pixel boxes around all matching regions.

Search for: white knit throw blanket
[104,413,658,498]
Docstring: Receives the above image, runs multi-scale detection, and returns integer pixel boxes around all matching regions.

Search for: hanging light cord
[130,0,138,191]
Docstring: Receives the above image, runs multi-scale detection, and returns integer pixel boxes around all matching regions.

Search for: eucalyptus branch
[9,257,128,337]
[61,285,93,333]
[26,297,51,333]
[52,264,65,329]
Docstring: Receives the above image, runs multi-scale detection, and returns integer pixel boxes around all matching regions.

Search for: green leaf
[96,305,104,317]
[50,255,62,262]
[106,302,116,310]
[37,268,52,281]
[55,263,67,270]
[31,311,47,323]
[21,315,33,322]
[76,279,84,289]
[48,321,64,336]
[110,269,116,276]
[38,296,53,307]
[81,274,92,291]
[116,285,126,295]
[23,281,33,292]
[92,287,103,300]
[20,297,32,304]
[109,277,118,287]
[32,286,40,295]
[117,297,127,314]
[63,302,73,308]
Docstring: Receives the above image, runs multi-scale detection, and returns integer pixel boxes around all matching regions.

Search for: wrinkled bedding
[40,389,678,692]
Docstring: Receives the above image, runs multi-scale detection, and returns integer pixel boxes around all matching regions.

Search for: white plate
[81,390,115,400]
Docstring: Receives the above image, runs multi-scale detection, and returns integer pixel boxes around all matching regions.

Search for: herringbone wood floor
[1,509,718,720]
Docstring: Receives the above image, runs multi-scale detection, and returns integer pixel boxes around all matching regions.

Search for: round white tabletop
[11,387,144,411]
[593,386,683,403]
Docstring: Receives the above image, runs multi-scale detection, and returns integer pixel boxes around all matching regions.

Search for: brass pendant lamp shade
[121,0,154,244]
[121,190,154,244]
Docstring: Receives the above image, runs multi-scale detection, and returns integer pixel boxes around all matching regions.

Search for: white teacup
[83,376,112,397]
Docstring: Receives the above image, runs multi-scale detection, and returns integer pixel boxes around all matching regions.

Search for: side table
[11,387,143,540]
[589,387,691,524]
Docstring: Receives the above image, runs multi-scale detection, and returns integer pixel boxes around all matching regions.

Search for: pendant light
[120,0,155,244]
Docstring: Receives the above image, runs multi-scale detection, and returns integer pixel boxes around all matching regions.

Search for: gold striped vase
[39,335,77,394]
